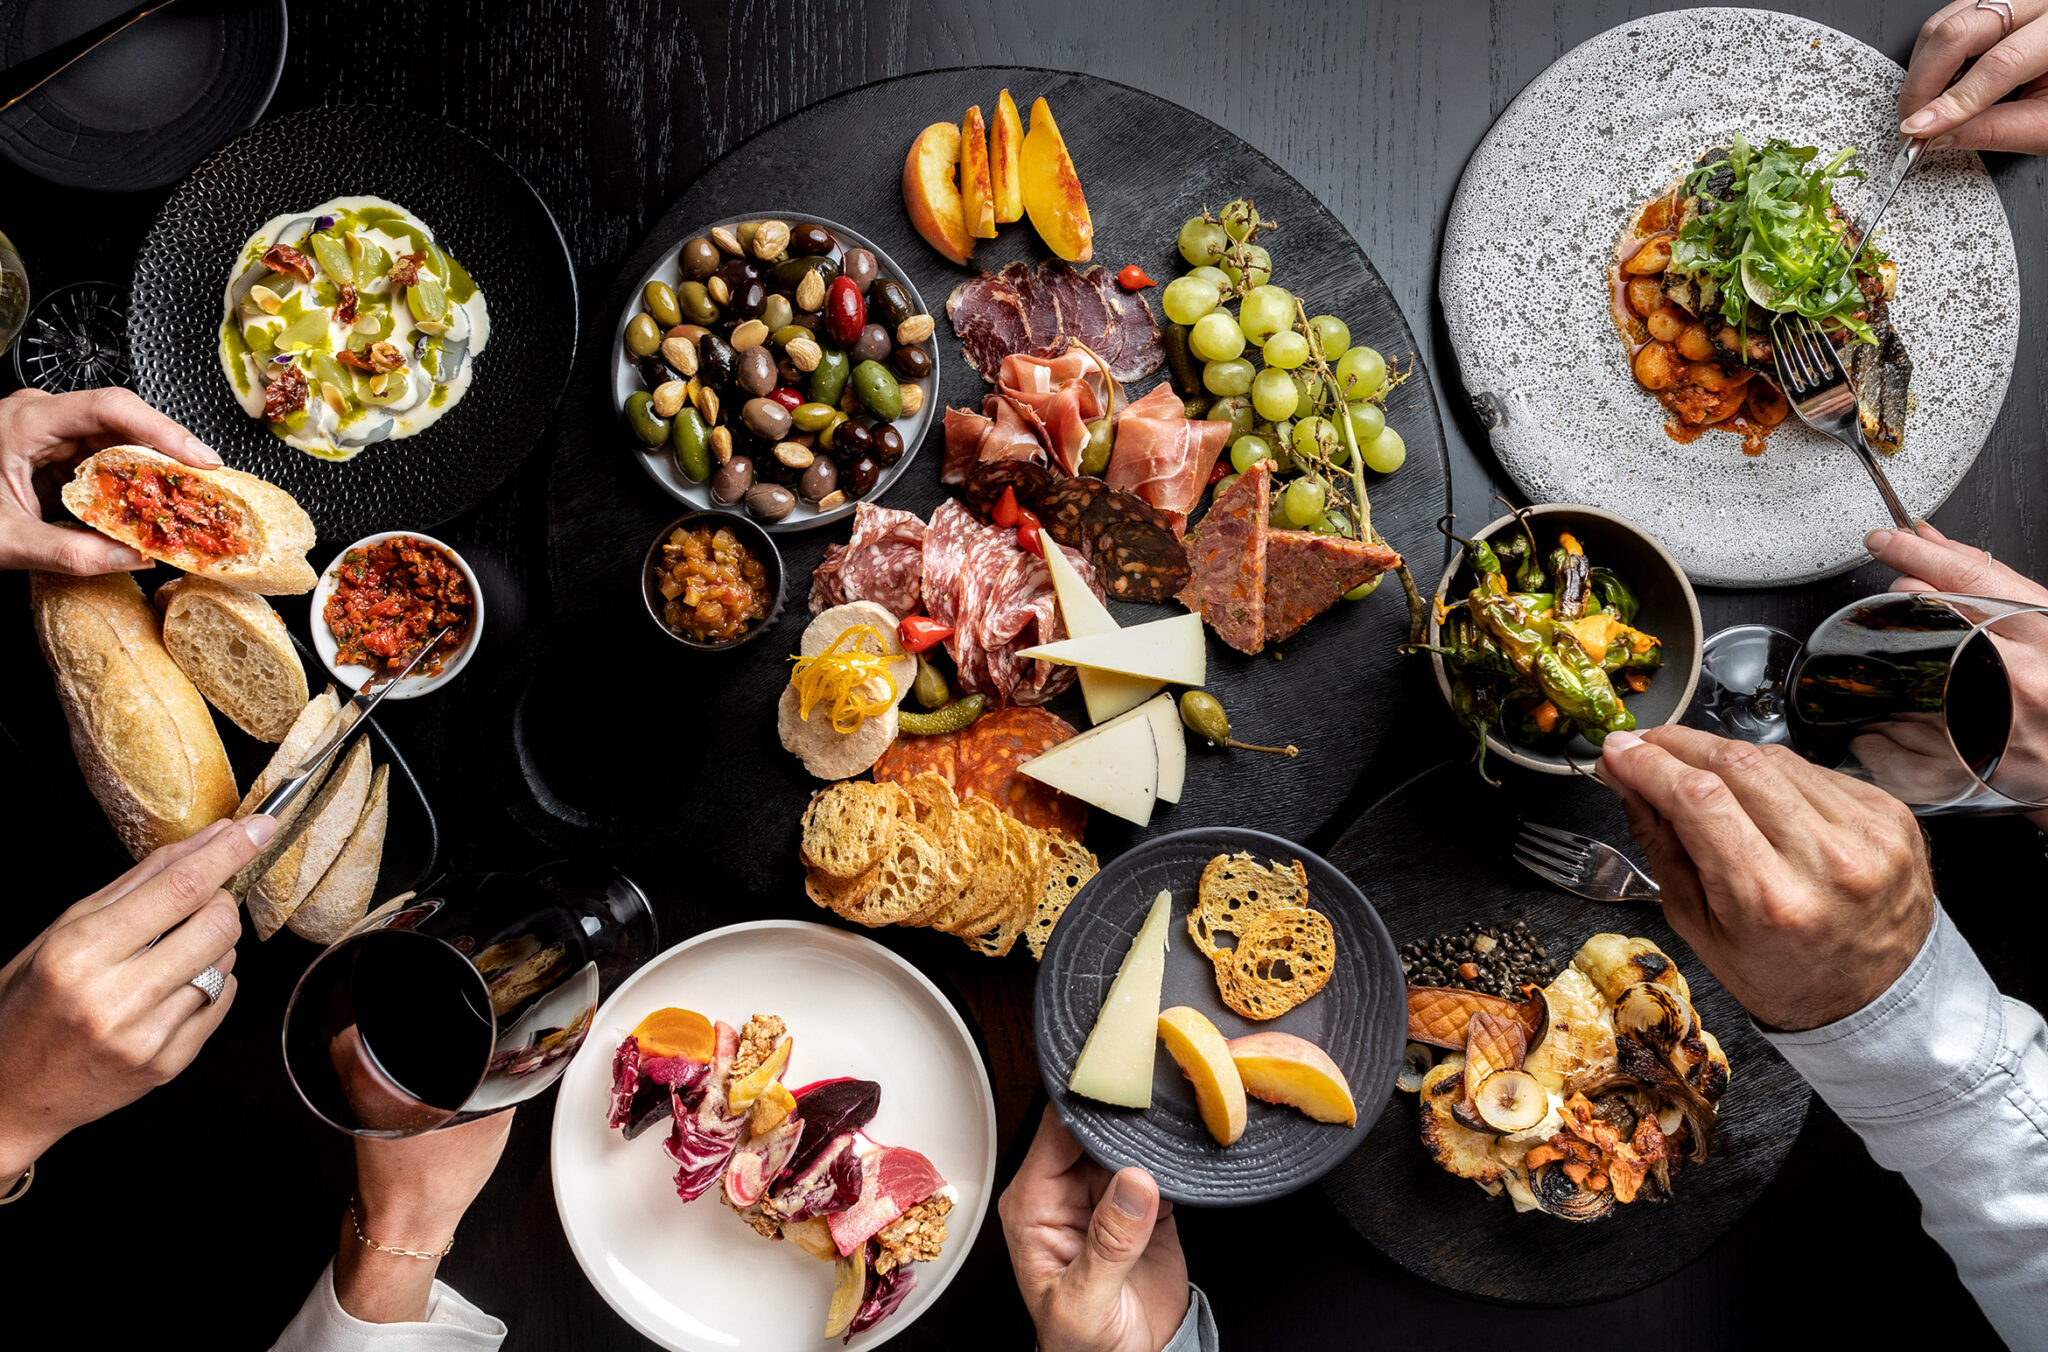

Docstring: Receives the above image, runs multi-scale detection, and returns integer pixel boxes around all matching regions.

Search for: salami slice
[874,707,1087,838]
[810,503,928,618]
[919,500,1079,707]
[1262,529,1402,643]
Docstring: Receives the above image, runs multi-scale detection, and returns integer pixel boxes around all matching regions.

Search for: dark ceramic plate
[1035,827,1405,1206]
[130,104,577,542]
[0,0,286,192]
[1317,761,1809,1304]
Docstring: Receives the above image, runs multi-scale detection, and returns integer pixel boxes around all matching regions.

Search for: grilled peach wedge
[1227,1032,1358,1127]
[991,89,1024,223]
[1158,1006,1247,1146]
[1020,96,1092,262]
[961,105,997,239]
[903,121,975,265]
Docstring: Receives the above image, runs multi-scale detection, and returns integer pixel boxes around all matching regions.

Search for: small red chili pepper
[1015,508,1044,558]
[1208,459,1232,486]
[768,387,804,411]
[992,485,1021,528]
[1117,265,1156,291]
[899,615,954,653]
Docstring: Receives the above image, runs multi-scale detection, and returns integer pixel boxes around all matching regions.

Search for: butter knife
[253,626,452,820]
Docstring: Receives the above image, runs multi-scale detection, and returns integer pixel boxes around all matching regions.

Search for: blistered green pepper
[1590,566,1640,625]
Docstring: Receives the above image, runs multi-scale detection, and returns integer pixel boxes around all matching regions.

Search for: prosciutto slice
[810,503,927,617]
[995,352,1105,475]
[942,399,1044,485]
[1105,383,1232,535]
[921,499,1089,707]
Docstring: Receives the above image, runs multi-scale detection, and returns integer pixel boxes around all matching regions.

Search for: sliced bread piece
[157,576,308,741]
[248,739,373,940]
[61,444,317,594]
[230,689,342,899]
[288,765,390,945]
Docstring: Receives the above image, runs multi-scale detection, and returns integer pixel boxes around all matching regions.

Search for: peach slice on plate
[1020,96,1092,262]
[961,105,997,239]
[1227,1031,1358,1127]
[991,89,1024,223]
[1158,1006,1247,1146]
[903,121,976,265]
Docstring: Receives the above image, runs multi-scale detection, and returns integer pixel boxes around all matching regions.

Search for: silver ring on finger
[1975,0,2015,38]
[189,964,226,1006]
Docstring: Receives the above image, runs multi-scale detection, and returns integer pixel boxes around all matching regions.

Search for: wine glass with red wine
[283,861,657,1137]
[1689,592,2048,814]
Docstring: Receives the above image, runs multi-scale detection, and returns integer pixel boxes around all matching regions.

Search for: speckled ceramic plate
[1440,8,2020,588]
[1034,828,1405,1207]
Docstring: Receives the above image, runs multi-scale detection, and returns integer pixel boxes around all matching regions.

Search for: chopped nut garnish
[261,243,315,283]
[334,282,359,327]
[264,364,309,422]
[873,1194,951,1274]
[366,341,409,373]
[387,250,427,287]
[727,1014,788,1085]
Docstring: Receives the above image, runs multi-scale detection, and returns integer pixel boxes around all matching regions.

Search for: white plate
[309,530,483,698]
[1440,7,2021,588]
[550,921,997,1352]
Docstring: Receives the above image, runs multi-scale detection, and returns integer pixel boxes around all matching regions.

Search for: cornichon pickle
[912,655,951,709]
[851,359,901,419]
[807,347,850,407]
[625,390,670,446]
[670,407,712,482]
[898,693,985,736]
[1163,322,1202,395]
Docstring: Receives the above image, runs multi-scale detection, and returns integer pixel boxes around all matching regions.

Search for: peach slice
[1020,96,1092,262]
[727,1037,792,1113]
[961,105,997,239]
[1227,1031,1359,1127]
[629,1007,715,1063]
[991,89,1024,224]
[1158,1006,1247,1146]
[903,121,976,265]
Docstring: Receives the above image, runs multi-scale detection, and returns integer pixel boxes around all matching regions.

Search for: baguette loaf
[61,445,317,594]
[30,571,239,858]
[157,576,308,741]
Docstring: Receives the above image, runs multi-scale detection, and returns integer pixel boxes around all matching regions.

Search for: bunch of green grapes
[1167,200,1406,588]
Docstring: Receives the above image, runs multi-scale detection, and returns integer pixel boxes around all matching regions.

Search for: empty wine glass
[284,860,658,1137]
[0,229,27,356]
[1688,593,2048,814]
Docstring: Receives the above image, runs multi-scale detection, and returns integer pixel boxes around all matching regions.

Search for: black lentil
[1398,918,1562,999]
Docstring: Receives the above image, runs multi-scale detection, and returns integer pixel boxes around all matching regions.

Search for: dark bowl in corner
[640,510,786,652]
[1428,503,1703,774]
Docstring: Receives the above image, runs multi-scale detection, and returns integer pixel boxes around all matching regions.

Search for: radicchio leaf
[847,1253,916,1341]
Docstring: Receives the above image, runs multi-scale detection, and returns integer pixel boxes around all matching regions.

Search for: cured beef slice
[947,262,1163,385]
[947,271,1034,381]
[1176,461,1272,655]
[810,503,928,617]
[1090,268,1163,382]
[1262,530,1402,643]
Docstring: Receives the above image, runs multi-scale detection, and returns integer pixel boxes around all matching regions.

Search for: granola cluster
[873,1194,952,1274]
[728,1014,788,1085]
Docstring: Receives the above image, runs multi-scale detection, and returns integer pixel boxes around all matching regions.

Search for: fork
[1514,822,1660,903]
[1769,312,1913,530]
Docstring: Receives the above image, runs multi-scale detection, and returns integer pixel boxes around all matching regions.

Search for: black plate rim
[0,0,289,194]
[1034,825,1406,1207]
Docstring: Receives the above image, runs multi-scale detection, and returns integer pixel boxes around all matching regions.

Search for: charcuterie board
[493,67,1450,915]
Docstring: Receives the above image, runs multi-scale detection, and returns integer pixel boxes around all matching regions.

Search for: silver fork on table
[1769,311,1913,530]
[1514,822,1660,903]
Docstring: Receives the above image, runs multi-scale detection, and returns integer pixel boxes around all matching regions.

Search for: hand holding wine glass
[335,1110,515,1324]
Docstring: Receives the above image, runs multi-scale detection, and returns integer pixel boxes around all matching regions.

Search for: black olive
[842,453,881,499]
[869,278,914,329]
[636,356,668,390]
[679,237,719,282]
[851,323,892,364]
[891,345,931,380]
[833,420,875,461]
[697,332,737,388]
[714,257,761,291]
[799,457,838,502]
[872,424,904,466]
[789,224,835,257]
[731,278,768,320]
[841,249,880,296]
[710,456,755,505]
[736,345,777,397]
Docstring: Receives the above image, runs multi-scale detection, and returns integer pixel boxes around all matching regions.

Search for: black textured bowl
[1035,827,1405,1206]
[130,105,577,541]
[640,510,787,651]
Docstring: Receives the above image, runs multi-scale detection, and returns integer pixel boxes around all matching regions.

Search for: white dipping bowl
[310,530,484,699]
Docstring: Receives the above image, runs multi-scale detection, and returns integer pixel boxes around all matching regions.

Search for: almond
[895,314,935,345]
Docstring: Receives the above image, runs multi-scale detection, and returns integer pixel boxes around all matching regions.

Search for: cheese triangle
[1041,692,1185,805]
[1017,612,1206,687]
[1018,710,1157,826]
[1042,540,1164,724]
[1068,890,1174,1108]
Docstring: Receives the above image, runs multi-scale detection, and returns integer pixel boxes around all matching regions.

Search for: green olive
[761,293,794,333]
[771,324,811,350]
[792,401,839,432]
[899,693,986,736]
[625,390,669,446]
[1080,416,1114,476]
[818,411,850,450]
[912,655,951,710]
[670,408,712,482]
[1179,690,1232,746]
[851,359,902,419]
[807,348,850,408]
[625,312,661,359]
[678,280,720,326]
[643,281,681,329]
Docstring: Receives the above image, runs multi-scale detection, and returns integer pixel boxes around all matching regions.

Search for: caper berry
[1180,690,1232,745]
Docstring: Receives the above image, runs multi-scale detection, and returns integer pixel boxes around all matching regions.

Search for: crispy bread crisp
[1187,852,1311,961]
[1215,906,1335,1019]
[800,781,904,880]
[1025,834,1098,961]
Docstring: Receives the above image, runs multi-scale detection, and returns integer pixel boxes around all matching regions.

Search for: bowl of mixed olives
[614,213,938,531]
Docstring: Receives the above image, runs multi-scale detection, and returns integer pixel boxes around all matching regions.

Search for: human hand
[998,1107,1189,1352]
[1899,0,2048,153]
[336,1111,514,1324]
[1598,725,1935,1032]
[0,386,220,575]
[0,815,273,1180]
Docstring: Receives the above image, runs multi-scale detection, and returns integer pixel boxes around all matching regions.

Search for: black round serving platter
[0,0,286,192]
[1035,827,1405,1206]
[1317,760,1810,1305]
[495,67,1452,901]
[129,104,577,542]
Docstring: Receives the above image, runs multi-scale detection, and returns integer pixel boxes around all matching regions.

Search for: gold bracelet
[0,1161,34,1205]
[347,1195,454,1261]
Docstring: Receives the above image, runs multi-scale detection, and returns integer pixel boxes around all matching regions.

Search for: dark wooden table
[3,2,2041,1347]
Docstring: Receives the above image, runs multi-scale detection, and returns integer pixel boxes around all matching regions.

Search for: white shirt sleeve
[1763,906,2048,1351]
[270,1262,506,1352]
[1158,1282,1219,1352]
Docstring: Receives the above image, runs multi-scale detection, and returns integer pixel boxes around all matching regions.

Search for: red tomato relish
[90,468,245,561]
[324,536,474,676]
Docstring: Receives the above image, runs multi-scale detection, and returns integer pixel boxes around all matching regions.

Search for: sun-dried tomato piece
[386,251,427,288]
[335,282,359,327]
[366,341,409,373]
[264,364,309,422]
[261,243,315,283]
